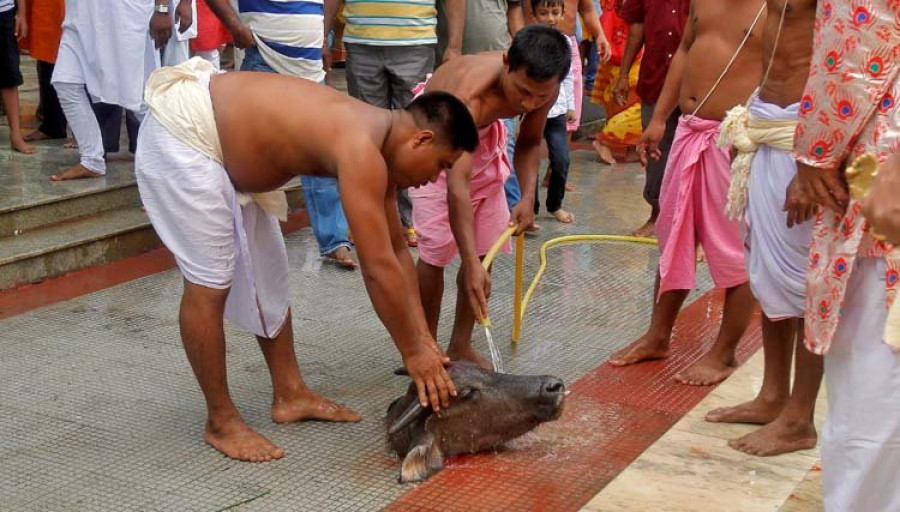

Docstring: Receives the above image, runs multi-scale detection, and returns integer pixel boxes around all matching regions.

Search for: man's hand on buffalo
[403,340,457,411]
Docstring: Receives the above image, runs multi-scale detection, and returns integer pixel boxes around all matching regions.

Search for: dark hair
[507,25,571,82]
[530,0,565,12]
[406,91,478,153]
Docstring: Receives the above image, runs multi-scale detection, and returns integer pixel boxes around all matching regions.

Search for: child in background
[532,0,576,224]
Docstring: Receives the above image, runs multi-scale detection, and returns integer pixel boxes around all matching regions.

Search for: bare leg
[729,319,823,456]
[675,282,755,386]
[417,260,445,339]
[446,265,492,370]
[631,204,659,238]
[179,280,284,462]
[1,88,37,154]
[257,310,362,423]
[706,315,794,423]
[609,273,688,366]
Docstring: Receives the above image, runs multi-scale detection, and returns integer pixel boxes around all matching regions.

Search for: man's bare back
[209,72,391,193]
[758,0,816,107]
[681,0,767,120]
[425,53,556,128]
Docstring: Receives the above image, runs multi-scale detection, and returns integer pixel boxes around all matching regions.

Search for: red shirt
[621,0,690,104]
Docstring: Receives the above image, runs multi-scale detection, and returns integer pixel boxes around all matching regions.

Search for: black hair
[406,91,479,153]
[530,0,565,12]
[507,24,571,82]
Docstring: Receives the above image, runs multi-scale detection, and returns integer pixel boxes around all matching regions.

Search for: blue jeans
[502,117,521,210]
[242,47,351,255]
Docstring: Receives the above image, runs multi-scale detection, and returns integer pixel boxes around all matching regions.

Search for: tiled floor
[0,54,826,511]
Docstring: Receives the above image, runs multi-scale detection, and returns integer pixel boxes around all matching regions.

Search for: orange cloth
[23,0,65,63]
[190,0,231,52]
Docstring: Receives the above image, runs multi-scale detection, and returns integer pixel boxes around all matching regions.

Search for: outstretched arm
[637,2,693,164]
[338,150,457,410]
[446,154,491,322]
[511,101,554,233]
[578,0,610,61]
[613,23,644,105]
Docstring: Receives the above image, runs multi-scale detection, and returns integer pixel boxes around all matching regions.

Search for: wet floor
[0,131,719,510]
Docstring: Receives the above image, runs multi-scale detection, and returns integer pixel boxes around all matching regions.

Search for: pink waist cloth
[409,120,511,199]
[656,115,748,297]
[408,81,512,266]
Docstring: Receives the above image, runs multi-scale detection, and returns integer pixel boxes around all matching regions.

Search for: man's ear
[413,130,435,148]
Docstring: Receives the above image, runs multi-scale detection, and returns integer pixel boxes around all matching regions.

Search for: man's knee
[182,278,231,309]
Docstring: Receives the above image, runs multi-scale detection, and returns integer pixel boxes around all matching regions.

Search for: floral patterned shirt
[793,0,900,355]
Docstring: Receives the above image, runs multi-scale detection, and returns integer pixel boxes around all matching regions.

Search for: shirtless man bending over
[609,0,765,386]
[409,26,571,368]
[135,59,478,461]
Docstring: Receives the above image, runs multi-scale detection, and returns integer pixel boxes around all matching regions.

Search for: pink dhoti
[409,120,512,268]
[657,115,748,296]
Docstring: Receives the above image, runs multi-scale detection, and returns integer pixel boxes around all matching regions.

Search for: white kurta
[52,0,159,112]
[161,0,198,67]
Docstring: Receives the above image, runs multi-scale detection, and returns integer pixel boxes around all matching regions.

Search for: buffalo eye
[460,388,479,400]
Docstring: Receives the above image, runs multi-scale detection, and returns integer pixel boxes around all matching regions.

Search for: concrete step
[0,206,158,290]
[0,182,141,238]
[0,181,305,290]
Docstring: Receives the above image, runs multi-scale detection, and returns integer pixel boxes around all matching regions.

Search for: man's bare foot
[446,345,493,370]
[705,397,785,424]
[609,335,670,366]
[542,172,550,188]
[24,129,54,142]
[728,417,818,456]
[205,415,285,462]
[592,140,617,165]
[552,209,575,224]
[11,138,37,154]
[630,220,656,238]
[323,246,357,270]
[63,139,77,149]
[674,353,737,386]
[565,183,575,192]
[696,247,706,262]
[271,388,362,423]
[51,164,103,181]
[524,222,541,234]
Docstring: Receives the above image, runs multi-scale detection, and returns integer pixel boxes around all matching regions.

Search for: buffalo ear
[399,432,443,483]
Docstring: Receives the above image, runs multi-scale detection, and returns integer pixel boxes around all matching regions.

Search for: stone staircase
[0,168,303,291]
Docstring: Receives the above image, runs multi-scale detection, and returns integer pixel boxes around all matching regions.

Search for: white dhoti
[742,98,813,319]
[136,59,290,338]
[822,258,900,511]
[52,0,159,174]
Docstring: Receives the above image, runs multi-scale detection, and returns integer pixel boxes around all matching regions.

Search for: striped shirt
[0,0,15,14]
[342,0,437,46]
[238,0,325,81]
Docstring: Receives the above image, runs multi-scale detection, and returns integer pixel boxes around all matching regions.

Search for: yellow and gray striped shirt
[342,0,437,46]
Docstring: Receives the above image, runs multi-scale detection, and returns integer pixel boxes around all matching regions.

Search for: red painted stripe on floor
[0,211,310,319]
[387,292,762,512]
